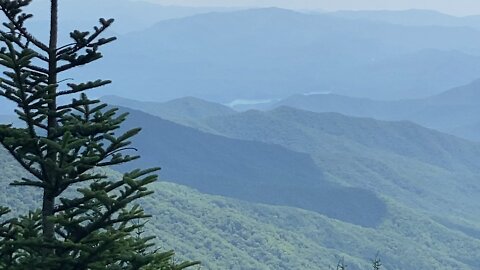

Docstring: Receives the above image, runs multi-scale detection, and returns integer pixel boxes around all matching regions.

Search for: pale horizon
[138,0,480,16]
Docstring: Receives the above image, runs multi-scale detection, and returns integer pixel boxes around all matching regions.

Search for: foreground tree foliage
[0,0,199,269]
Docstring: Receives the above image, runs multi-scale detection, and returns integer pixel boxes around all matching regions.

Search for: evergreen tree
[0,0,199,269]
[371,254,382,270]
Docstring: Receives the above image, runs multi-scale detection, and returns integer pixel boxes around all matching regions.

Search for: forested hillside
[3,75,480,270]
[115,106,387,227]
[105,97,480,236]
[202,107,480,227]
[2,148,480,269]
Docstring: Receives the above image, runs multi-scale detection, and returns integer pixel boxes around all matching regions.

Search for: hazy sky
[142,0,480,16]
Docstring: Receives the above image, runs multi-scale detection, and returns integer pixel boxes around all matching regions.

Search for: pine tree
[0,0,199,269]
[371,254,382,270]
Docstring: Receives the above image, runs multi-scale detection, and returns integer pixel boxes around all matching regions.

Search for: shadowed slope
[115,107,387,227]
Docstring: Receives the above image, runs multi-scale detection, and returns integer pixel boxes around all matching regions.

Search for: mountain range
[3,94,480,268]
[3,4,480,268]
[26,0,231,36]
[63,7,480,103]
[105,96,480,233]
[273,79,480,141]
[7,5,480,103]
[2,100,480,268]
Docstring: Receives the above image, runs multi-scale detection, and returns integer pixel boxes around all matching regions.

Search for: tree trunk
[42,190,55,241]
[43,0,58,241]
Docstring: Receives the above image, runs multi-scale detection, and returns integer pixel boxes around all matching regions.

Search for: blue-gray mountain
[68,8,480,102]
[275,79,480,141]
[26,0,231,35]
[329,9,480,29]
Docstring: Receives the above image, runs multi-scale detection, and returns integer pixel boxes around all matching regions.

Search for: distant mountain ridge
[102,95,235,131]
[70,7,480,102]
[27,0,233,35]
[330,9,480,29]
[275,79,480,141]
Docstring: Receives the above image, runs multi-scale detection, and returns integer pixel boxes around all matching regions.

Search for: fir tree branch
[11,177,46,188]
[56,80,111,97]
[0,141,42,179]
[0,30,49,62]
[0,7,49,52]
[56,18,115,57]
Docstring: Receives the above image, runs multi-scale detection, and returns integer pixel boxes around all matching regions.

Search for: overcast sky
[142,0,480,16]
